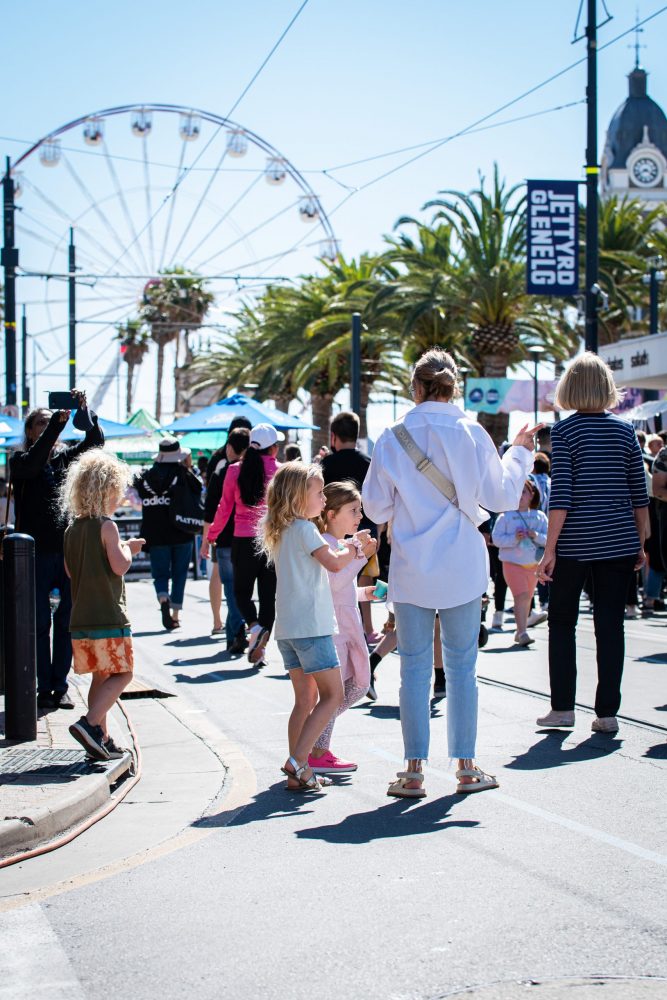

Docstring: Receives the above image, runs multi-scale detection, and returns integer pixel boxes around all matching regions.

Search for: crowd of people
[7,348,662,791]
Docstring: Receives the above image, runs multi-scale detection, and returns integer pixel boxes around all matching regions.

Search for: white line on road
[0,904,87,999]
[371,747,667,869]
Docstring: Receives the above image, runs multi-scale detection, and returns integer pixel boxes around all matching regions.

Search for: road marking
[0,904,87,999]
[371,747,667,869]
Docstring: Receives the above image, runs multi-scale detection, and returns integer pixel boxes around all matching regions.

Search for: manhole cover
[431,978,667,999]
[0,747,97,780]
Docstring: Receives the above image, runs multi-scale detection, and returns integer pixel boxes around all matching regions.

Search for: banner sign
[526,180,579,295]
[465,378,557,414]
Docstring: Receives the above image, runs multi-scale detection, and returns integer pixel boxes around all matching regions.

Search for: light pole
[642,256,664,336]
[458,365,470,408]
[528,346,545,425]
[390,384,401,422]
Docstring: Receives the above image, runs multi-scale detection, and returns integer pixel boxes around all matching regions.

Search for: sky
[2,0,667,439]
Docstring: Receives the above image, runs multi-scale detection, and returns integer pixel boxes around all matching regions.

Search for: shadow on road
[166,650,241,667]
[165,635,224,648]
[197,781,327,828]
[644,742,667,760]
[507,730,623,770]
[634,653,667,664]
[173,666,259,684]
[295,794,479,843]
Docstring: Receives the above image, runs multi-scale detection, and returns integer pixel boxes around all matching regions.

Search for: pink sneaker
[308,751,358,774]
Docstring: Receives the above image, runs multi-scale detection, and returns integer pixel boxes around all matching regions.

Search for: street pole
[2,157,18,407]
[21,305,29,414]
[351,312,361,417]
[534,358,539,426]
[584,0,599,353]
[68,228,76,390]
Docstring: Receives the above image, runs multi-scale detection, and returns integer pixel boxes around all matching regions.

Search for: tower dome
[601,66,667,203]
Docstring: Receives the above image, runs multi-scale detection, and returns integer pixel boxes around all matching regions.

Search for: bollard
[3,532,37,740]
[0,523,14,695]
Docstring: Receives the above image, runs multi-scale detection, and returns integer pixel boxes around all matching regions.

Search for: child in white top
[309,481,378,775]
[492,479,548,646]
[261,462,369,793]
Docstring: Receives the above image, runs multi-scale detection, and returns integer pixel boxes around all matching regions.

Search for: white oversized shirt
[362,402,533,609]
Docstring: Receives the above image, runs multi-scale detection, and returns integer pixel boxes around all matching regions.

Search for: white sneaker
[536,709,575,728]
[515,631,534,646]
[592,716,619,733]
[527,610,548,627]
[624,605,639,620]
[491,611,504,630]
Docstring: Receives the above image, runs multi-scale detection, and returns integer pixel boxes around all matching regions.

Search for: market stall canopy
[625,398,667,422]
[164,393,317,433]
[0,415,25,439]
[1,414,149,448]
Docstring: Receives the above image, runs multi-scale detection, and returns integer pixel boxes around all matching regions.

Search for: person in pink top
[206,423,282,664]
[309,480,380,775]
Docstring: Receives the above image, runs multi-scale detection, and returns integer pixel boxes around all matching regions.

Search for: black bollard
[0,523,14,695]
[3,532,37,740]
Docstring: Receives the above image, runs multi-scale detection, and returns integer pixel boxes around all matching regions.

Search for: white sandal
[387,771,426,799]
[456,766,498,794]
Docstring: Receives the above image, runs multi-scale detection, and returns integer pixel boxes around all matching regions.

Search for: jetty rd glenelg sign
[526,180,579,296]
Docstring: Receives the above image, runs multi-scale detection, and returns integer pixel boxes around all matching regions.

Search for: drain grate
[0,747,98,780]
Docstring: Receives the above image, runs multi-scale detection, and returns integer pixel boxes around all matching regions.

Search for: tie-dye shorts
[71,627,134,676]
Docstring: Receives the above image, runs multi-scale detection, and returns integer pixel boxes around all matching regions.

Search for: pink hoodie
[207,455,278,541]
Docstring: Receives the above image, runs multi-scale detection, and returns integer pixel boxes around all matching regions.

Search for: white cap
[249,423,285,450]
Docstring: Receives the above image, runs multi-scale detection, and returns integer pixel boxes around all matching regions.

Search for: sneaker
[515,631,535,646]
[433,680,447,698]
[536,709,575,728]
[527,610,548,627]
[54,690,75,710]
[37,692,56,710]
[308,750,358,774]
[69,717,111,760]
[211,626,225,636]
[624,605,640,620]
[247,626,269,663]
[88,736,126,760]
[491,611,504,630]
[228,624,249,654]
[366,679,377,701]
[160,602,176,631]
[591,716,619,733]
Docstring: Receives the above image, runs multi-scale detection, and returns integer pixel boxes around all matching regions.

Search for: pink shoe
[308,751,358,774]
[365,630,383,646]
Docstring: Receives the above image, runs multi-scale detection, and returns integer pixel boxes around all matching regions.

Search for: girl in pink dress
[309,481,379,775]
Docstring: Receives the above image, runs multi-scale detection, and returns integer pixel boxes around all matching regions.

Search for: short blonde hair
[411,348,460,402]
[259,461,323,561]
[59,449,132,519]
[554,352,623,411]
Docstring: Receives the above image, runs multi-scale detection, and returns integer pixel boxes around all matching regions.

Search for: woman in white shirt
[362,349,538,797]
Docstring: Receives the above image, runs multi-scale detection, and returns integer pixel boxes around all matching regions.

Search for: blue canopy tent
[1,414,149,447]
[164,393,317,433]
[0,415,26,439]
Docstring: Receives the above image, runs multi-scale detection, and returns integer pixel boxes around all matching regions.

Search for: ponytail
[238,445,271,506]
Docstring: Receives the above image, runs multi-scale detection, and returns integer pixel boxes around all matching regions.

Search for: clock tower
[601,64,667,205]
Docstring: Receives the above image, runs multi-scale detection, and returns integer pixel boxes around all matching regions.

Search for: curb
[0,732,134,863]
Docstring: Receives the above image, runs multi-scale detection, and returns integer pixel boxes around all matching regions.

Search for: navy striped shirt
[550,411,648,561]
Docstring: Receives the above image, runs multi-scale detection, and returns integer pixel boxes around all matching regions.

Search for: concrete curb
[0,750,132,861]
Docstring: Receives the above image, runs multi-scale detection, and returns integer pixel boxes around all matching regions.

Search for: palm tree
[116,320,150,418]
[425,166,575,443]
[140,267,214,421]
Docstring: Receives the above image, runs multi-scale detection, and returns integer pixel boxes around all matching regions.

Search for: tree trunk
[359,381,371,440]
[155,344,164,423]
[310,392,334,454]
[126,361,135,419]
[476,351,511,447]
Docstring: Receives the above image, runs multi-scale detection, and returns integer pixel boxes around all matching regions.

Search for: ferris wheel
[8,103,338,418]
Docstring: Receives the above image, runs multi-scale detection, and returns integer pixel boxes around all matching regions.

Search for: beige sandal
[456,766,498,794]
[387,771,426,799]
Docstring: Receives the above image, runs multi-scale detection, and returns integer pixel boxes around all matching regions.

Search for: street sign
[526,180,579,295]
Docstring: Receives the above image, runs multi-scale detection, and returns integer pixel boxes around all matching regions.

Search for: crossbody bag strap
[4,477,13,530]
[392,424,467,517]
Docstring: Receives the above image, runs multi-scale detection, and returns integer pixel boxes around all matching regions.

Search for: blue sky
[2,0,667,427]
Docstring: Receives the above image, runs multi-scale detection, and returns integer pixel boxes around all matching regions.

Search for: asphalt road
[1,578,666,1000]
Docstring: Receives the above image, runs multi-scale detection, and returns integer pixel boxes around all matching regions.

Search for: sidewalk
[0,677,134,862]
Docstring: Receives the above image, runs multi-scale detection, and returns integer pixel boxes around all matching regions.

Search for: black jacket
[133,464,202,548]
[10,412,105,554]
[204,461,236,547]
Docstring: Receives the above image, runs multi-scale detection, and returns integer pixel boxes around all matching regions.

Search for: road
[1,578,666,1000]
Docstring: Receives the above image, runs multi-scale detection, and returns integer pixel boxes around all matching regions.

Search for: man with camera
[10,391,104,710]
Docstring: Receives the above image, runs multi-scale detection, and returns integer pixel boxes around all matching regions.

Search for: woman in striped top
[537,353,649,734]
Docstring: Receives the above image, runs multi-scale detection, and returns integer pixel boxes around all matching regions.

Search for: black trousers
[231,537,277,632]
[548,554,636,718]
[489,546,507,611]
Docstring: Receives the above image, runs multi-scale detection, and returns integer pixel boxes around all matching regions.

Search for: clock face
[632,155,660,186]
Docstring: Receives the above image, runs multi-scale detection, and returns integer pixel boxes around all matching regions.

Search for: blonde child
[61,450,144,761]
[491,479,548,647]
[260,462,369,793]
[309,481,378,774]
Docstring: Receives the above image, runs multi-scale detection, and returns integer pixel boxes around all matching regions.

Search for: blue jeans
[149,542,192,610]
[35,551,73,696]
[644,565,664,601]
[394,598,481,760]
[216,546,243,644]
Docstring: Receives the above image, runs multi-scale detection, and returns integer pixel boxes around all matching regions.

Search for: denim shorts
[277,635,340,675]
